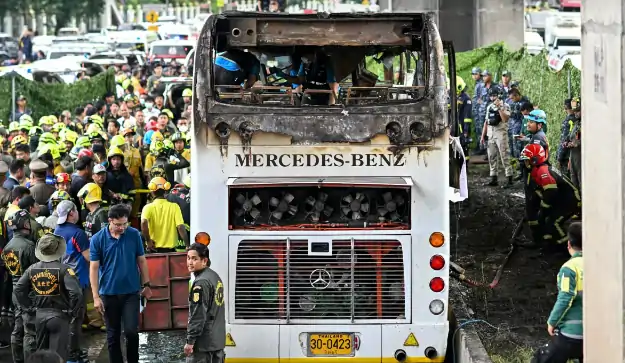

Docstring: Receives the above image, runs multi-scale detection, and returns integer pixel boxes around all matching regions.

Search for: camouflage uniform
[472,80,485,152]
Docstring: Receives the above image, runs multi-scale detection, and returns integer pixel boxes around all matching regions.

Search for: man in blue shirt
[89,204,152,363]
[55,200,93,363]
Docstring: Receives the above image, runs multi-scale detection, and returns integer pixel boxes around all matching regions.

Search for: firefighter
[150,138,190,185]
[13,233,83,362]
[184,243,226,363]
[1,209,38,363]
[520,144,581,247]
[78,183,108,240]
[455,76,472,164]
[516,109,549,161]
[531,222,583,363]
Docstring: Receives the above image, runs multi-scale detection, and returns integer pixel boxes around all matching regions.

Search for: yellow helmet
[39,132,57,145]
[61,130,78,145]
[75,136,91,148]
[456,76,466,95]
[121,79,131,89]
[78,183,102,204]
[10,135,27,148]
[107,146,124,159]
[52,123,65,133]
[151,131,164,143]
[182,88,192,97]
[19,117,33,131]
[38,116,53,126]
[29,126,43,137]
[150,139,165,155]
[110,135,126,148]
[162,109,174,120]
[115,73,128,84]
[87,115,104,130]
[8,121,20,132]
[38,144,61,160]
[48,115,59,124]
[86,123,102,135]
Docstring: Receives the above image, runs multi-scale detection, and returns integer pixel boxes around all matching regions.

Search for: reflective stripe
[463,118,473,123]
[561,332,583,339]
[528,220,539,226]
[544,234,553,239]
[556,236,568,244]
[535,190,543,198]
[554,216,565,238]
[540,200,551,208]
[543,183,557,189]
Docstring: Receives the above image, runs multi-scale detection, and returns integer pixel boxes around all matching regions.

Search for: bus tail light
[429,299,444,315]
[429,277,445,292]
[429,232,444,247]
[430,255,445,270]
[195,232,211,246]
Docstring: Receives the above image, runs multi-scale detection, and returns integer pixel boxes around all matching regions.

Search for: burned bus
[190,11,460,362]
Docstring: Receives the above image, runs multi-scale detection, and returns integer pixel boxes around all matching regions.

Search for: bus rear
[191,11,455,363]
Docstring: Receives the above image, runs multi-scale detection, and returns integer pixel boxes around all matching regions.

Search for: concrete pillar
[439,0,474,51]
[17,15,25,34]
[581,2,625,361]
[101,0,112,30]
[474,0,524,50]
[4,15,12,37]
[35,13,44,34]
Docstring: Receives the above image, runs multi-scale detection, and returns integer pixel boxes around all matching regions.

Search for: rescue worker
[28,160,56,217]
[480,85,513,187]
[455,76,472,164]
[37,191,71,233]
[104,147,135,207]
[78,183,108,240]
[520,144,581,247]
[566,97,581,189]
[516,109,550,161]
[141,177,189,253]
[184,243,226,363]
[168,174,191,231]
[92,165,112,208]
[213,49,261,91]
[150,138,190,185]
[557,99,574,176]
[531,222,583,363]
[117,131,145,218]
[171,132,190,183]
[1,209,38,363]
[13,233,83,362]
[14,144,32,178]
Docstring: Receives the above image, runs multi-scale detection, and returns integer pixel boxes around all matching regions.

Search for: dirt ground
[450,161,572,360]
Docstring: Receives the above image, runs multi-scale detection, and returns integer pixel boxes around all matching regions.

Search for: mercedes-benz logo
[309,269,332,290]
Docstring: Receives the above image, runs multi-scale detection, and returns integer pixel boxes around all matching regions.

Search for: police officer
[13,234,83,362]
[455,76,472,164]
[476,69,494,156]
[557,99,574,176]
[1,209,38,363]
[480,85,514,187]
[520,144,580,247]
[531,222,583,363]
[184,243,225,363]
[470,68,483,154]
[506,88,530,175]
[566,97,581,189]
[28,159,55,218]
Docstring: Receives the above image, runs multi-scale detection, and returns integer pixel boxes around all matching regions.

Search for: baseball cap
[17,95,26,101]
[56,200,76,224]
[481,70,491,76]
[93,164,107,174]
[471,67,482,75]
[502,70,511,77]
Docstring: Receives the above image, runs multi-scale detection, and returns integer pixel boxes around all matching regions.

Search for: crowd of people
[454,69,584,362]
[0,63,199,363]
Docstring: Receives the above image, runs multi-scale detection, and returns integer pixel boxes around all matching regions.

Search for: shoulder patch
[193,285,202,291]
[67,268,76,276]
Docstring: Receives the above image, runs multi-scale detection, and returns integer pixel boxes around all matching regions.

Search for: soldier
[470,67,484,154]
[476,70,494,157]
[13,234,83,362]
[28,159,55,218]
[1,210,38,363]
[184,243,225,363]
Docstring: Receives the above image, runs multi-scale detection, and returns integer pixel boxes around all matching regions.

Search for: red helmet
[520,143,547,165]
[55,173,72,184]
[77,148,94,160]
[145,120,159,132]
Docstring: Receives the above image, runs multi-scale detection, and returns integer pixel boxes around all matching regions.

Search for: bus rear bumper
[224,323,449,363]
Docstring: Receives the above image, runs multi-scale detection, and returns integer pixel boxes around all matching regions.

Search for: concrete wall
[580,0,625,361]
[377,0,525,52]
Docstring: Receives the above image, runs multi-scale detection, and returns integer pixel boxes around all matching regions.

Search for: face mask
[178,125,189,133]
[140,99,146,106]
[145,102,153,109]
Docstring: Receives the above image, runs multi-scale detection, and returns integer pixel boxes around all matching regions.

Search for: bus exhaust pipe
[394,349,407,362]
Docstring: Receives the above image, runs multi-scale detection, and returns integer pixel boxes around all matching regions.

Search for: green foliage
[455,43,581,152]
[0,69,115,122]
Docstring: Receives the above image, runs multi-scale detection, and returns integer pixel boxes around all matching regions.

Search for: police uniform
[13,234,83,361]
[470,67,484,153]
[1,210,38,363]
[186,266,226,363]
[476,72,493,153]
[28,160,55,218]
[484,87,513,184]
[532,251,583,362]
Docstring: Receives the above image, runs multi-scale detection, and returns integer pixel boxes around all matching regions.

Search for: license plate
[308,333,353,356]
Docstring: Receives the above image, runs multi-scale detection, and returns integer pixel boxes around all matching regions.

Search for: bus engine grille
[234,240,406,321]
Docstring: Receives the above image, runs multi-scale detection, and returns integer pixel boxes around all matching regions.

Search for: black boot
[503,175,514,188]
[485,176,498,186]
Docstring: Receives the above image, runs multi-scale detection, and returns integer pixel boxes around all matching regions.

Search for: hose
[451,216,525,289]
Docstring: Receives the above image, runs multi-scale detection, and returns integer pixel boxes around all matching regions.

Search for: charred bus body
[191,11,458,362]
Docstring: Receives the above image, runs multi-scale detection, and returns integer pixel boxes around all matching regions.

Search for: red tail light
[430,255,445,270]
[429,277,445,292]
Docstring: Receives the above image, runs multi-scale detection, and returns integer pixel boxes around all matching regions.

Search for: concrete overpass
[377,0,525,51]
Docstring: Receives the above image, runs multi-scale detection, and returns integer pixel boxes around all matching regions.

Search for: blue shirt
[90,226,145,296]
[215,53,241,72]
[56,222,90,288]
